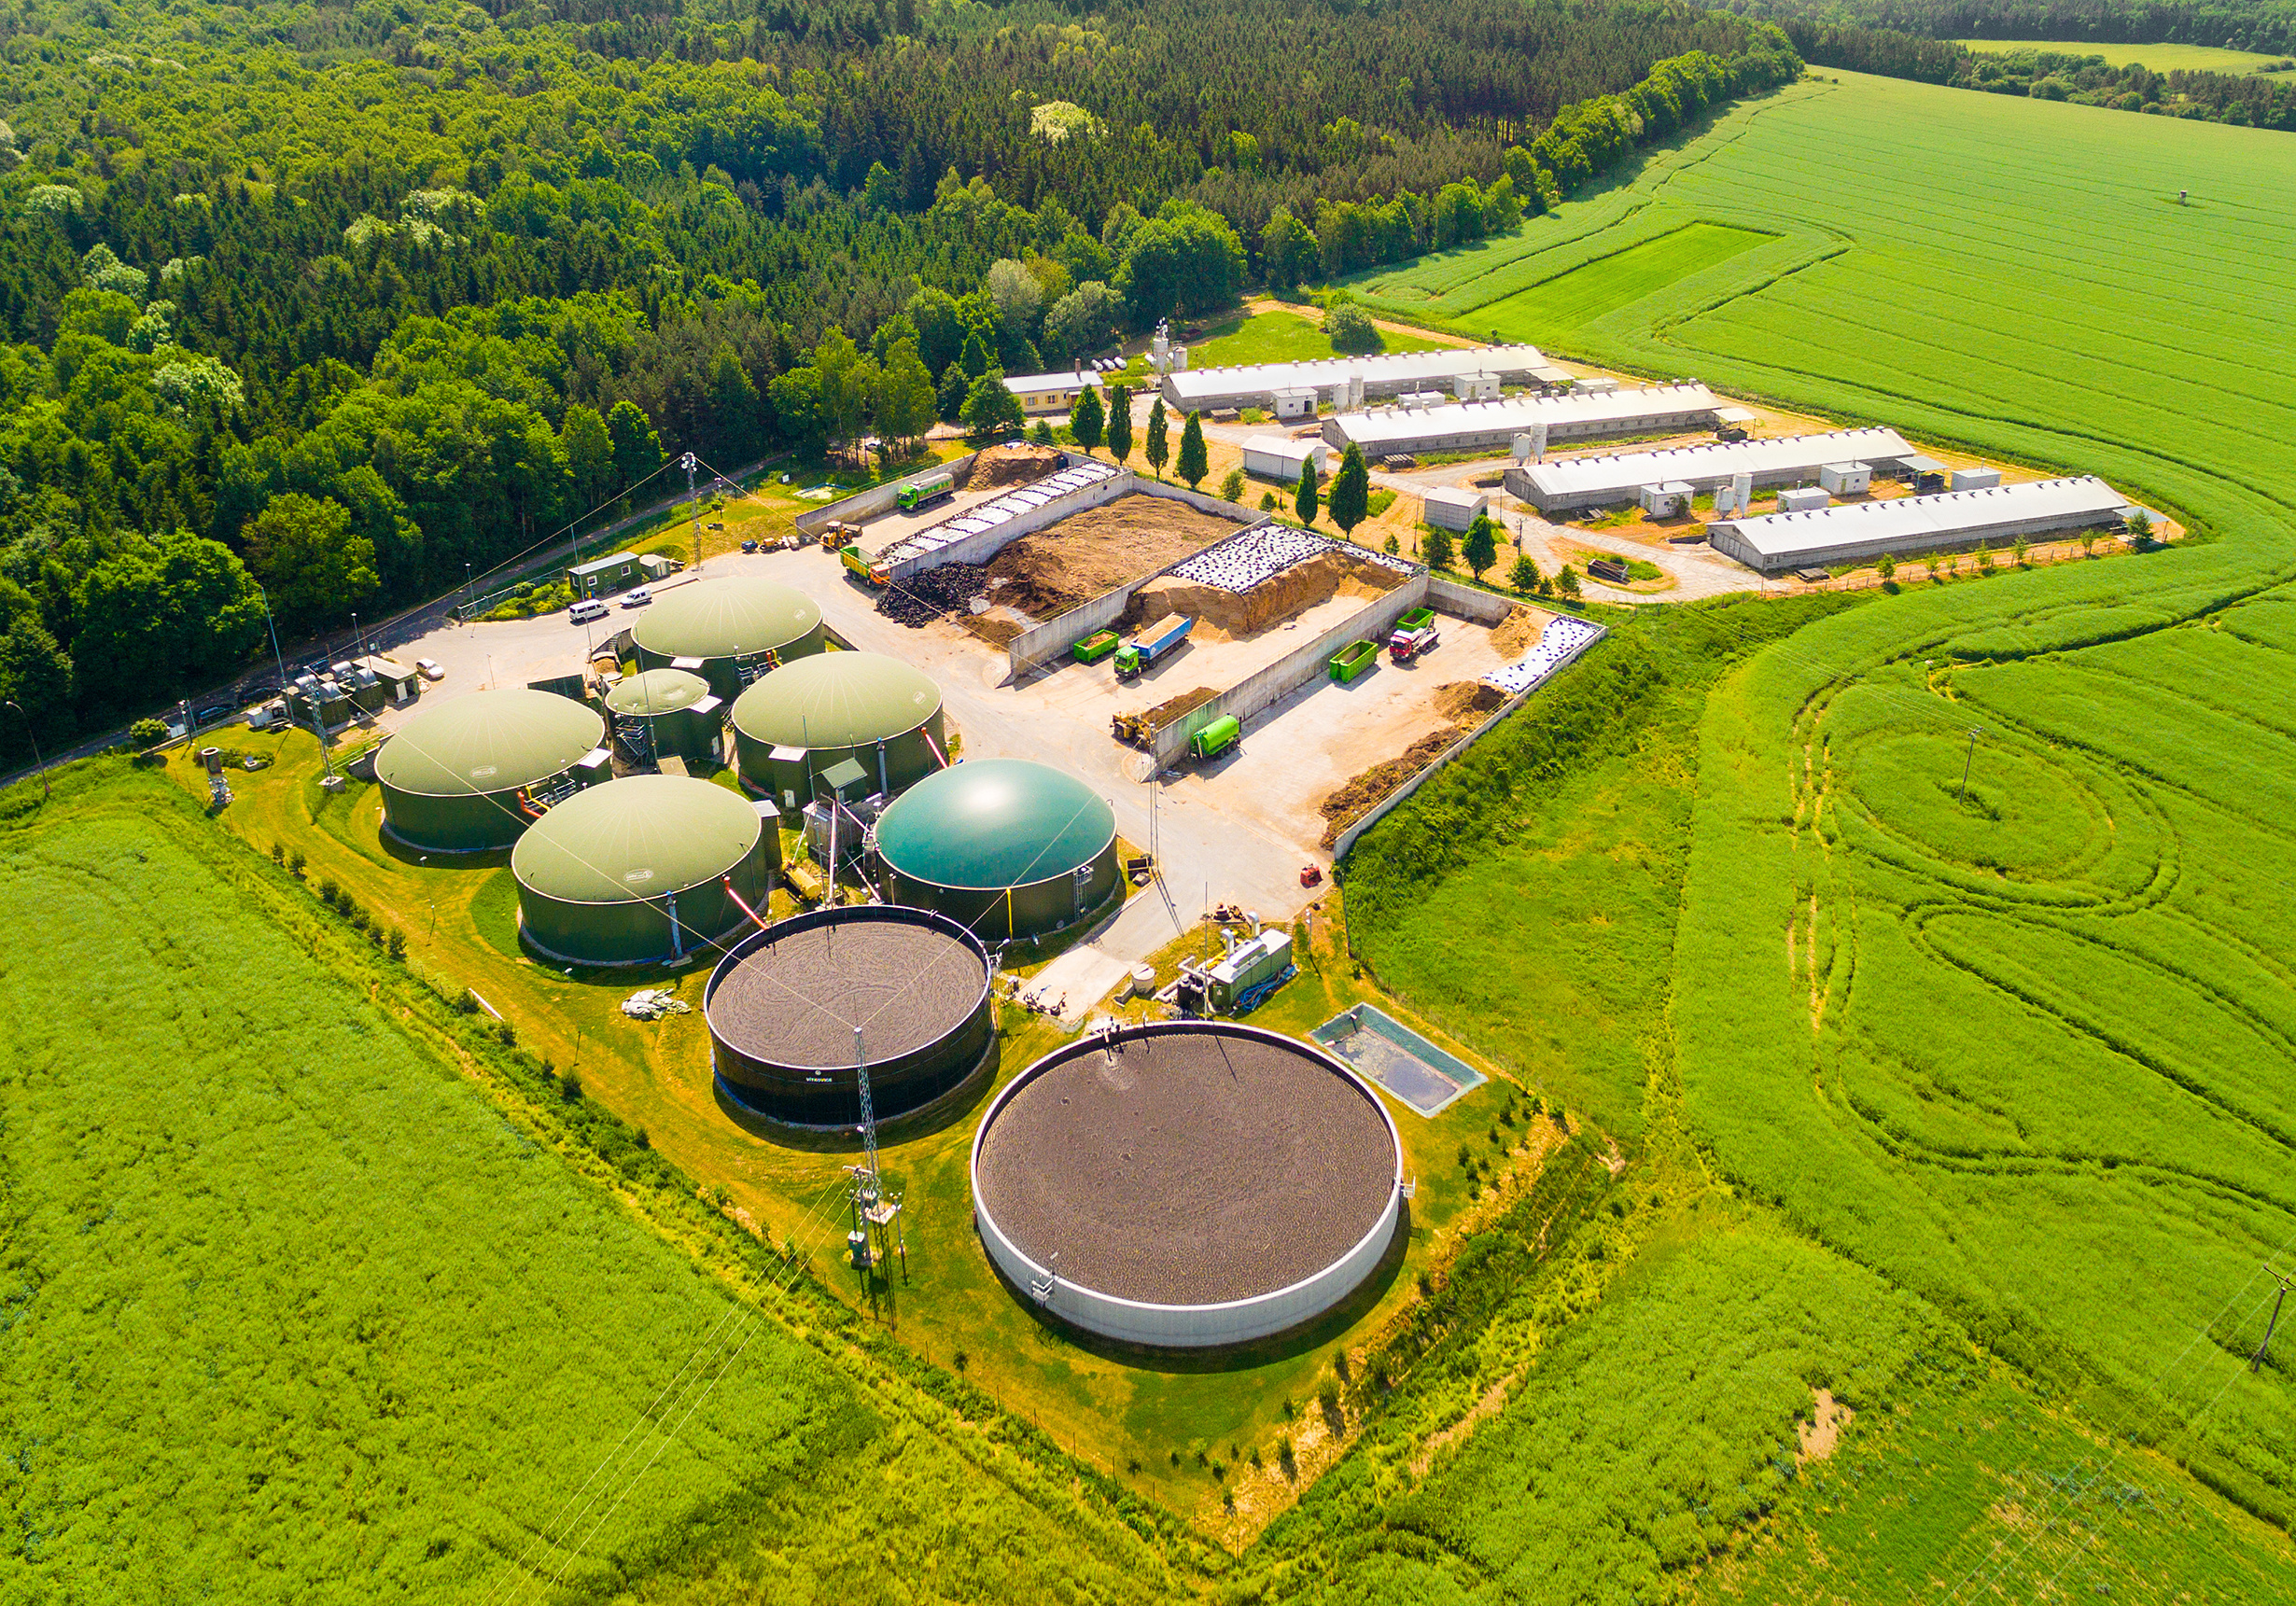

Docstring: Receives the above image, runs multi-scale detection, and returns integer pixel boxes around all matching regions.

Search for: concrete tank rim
[374,688,604,800]
[968,1020,1404,1320]
[511,774,763,907]
[874,758,1118,892]
[702,902,994,1069]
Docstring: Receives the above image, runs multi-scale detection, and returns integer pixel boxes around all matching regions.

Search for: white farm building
[1706,476,2137,574]
[1240,435,1332,481]
[1505,427,1916,512]
[1160,344,1550,414]
[1323,384,1720,459]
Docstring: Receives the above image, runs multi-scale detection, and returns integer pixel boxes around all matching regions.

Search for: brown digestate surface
[958,442,1064,491]
[709,920,987,1069]
[975,494,1245,622]
[1434,679,1505,723]
[974,1031,1395,1306]
[1316,683,1503,846]
[1129,549,1407,641]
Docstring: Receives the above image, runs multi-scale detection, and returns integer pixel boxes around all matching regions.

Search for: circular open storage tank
[872,759,1119,941]
[730,650,945,806]
[970,1021,1404,1348]
[511,775,777,966]
[375,689,606,853]
[705,904,995,1126]
[631,577,825,699]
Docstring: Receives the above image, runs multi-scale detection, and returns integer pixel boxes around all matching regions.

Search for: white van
[569,597,609,623]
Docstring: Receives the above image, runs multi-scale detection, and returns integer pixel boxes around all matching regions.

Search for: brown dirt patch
[1797,1388,1854,1463]
[978,494,1244,621]
[1435,680,1504,722]
[1141,687,1216,729]
[955,442,1063,491]
[1130,549,1407,641]
[1490,606,1552,657]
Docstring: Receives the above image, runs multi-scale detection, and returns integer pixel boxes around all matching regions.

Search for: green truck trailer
[897,471,956,511]
[1189,714,1241,761]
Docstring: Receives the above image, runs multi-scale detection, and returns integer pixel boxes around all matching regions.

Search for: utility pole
[3,699,49,799]
[461,562,474,627]
[2254,1264,2292,1374]
[1958,725,1983,803]
[680,452,705,573]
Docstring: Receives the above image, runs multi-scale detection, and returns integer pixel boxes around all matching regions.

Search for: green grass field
[0,766,1187,1603]
[1468,223,1772,348]
[1186,306,1445,369]
[1956,37,2292,72]
[1337,66,2296,1590]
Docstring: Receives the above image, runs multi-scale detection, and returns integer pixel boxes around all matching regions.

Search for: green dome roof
[376,690,602,798]
[875,760,1114,891]
[731,651,941,748]
[512,775,762,904]
[606,668,712,717]
[632,577,819,662]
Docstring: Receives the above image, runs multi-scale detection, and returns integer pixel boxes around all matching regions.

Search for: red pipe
[721,875,771,930]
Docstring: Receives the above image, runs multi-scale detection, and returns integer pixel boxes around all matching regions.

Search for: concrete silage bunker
[631,576,825,699]
[971,1021,1405,1348]
[871,758,1119,941]
[606,668,722,764]
[705,904,995,1126]
[730,650,945,807]
[511,774,778,966]
[375,688,608,853]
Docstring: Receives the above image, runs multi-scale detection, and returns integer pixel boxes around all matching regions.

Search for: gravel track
[975,1031,1396,1306]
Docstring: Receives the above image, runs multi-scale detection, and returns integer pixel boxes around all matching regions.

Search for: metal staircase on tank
[1029,1251,1060,1306]
[735,648,782,689]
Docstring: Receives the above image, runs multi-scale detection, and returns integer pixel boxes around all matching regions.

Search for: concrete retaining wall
[888,468,1134,581]
[1151,573,1433,768]
[1425,572,1520,624]
[1331,617,1607,860]
[793,453,981,537]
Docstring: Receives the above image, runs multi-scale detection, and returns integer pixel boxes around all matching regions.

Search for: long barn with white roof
[1322,384,1720,459]
[1706,476,2138,574]
[1505,427,1916,512]
[1160,344,1550,414]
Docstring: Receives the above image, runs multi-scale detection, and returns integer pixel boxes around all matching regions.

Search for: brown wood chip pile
[1319,728,1460,848]
[974,1031,1394,1305]
[980,494,1244,620]
[956,442,1065,491]
[1128,549,1405,640]
[711,921,986,1069]
[1490,606,1551,657]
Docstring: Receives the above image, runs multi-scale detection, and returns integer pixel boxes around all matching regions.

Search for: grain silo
[705,904,995,1125]
[606,668,723,765]
[375,688,608,853]
[630,577,825,698]
[871,759,1118,940]
[971,1021,1404,1347]
[730,651,945,807]
[510,775,777,966]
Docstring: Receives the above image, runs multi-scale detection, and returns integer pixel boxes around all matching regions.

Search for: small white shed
[1271,386,1319,421]
[1950,467,2001,492]
[1639,481,1695,518]
[1452,371,1500,401]
[1241,434,1332,482]
[1777,486,1832,512]
[1818,462,1872,496]
[1424,487,1490,531]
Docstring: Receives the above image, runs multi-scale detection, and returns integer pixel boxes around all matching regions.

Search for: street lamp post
[4,699,49,799]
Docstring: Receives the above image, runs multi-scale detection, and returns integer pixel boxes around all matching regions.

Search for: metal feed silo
[511,775,778,966]
[872,759,1119,940]
[631,577,825,699]
[606,668,723,765]
[376,688,608,853]
[730,651,945,807]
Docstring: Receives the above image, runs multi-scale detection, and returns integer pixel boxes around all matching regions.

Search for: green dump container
[1073,630,1121,664]
[1394,606,1435,635]
[1330,639,1379,683]
[1190,715,1242,761]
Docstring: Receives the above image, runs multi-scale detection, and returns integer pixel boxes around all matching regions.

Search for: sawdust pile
[1490,606,1550,657]
[1130,549,1407,641]
[956,442,1064,491]
[1319,729,1459,848]
[975,494,1243,621]
[1317,682,1506,847]
[1434,680,1505,722]
[1144,686,1215,728]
